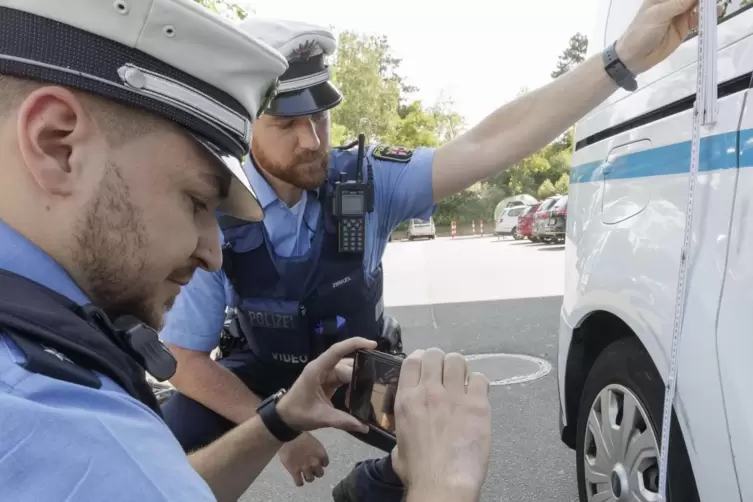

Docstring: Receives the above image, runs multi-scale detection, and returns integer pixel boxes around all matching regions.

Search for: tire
[530,236,539,243]
[512,227,522,240]
[575,338,699,502]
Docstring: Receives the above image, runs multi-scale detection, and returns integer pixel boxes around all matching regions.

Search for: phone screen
[349,350,402,437]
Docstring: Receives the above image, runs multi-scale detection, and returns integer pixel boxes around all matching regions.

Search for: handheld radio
[332,133,374,253]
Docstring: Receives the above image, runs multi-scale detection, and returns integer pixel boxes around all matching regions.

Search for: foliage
[551,33,588,79]
[330,32,403,144]
[554,173,570,195]
[329,32,463,148]
[192,0,249,20]
[537,179,557,199]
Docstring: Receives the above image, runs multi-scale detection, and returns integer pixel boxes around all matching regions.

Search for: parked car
[540,195,567,244]
[495,205,528,239]
[407,217,436,240]
[531,196,561,242]
[493,194,538,221]
[517,202,542,240]
[558,0,753,500]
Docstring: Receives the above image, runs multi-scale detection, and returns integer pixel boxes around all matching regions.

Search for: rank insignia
[373,144,414,163]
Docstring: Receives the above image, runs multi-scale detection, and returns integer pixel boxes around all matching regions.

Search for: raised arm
[431,0,698,201]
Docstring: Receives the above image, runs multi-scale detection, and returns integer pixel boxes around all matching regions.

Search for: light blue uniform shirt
[0,222,215,501]
[161,146,436,352]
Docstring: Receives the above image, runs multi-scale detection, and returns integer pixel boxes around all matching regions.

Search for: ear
[15,86,97,197]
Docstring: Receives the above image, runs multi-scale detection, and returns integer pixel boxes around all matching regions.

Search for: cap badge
[290,40,320,62]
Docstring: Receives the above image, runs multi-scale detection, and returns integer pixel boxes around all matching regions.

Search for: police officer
[0,2,498,501]
[159,3,699,500]
[160,17,433,495]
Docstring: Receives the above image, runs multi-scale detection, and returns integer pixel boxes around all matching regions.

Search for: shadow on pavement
[538,245,565,251]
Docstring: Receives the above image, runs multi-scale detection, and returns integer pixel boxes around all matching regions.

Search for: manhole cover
[465,353,552,386]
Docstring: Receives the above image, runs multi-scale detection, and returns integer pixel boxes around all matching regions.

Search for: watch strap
[256,389,301,443]
[603,41,638,92]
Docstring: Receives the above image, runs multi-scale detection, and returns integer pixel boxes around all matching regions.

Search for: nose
[194,221,223,273]
[296,118,321,152]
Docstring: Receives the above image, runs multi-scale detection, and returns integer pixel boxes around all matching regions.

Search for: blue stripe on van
[571,131,740,183]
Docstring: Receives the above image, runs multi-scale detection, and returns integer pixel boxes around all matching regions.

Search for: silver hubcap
[583,384,660,502]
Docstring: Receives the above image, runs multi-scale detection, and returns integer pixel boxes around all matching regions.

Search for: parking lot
[244,235,578,502]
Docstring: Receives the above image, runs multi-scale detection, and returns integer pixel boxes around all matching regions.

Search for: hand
[392,349,492,498]
[277,337,375,434]
[616,0,698,74]
[278,432,329,487]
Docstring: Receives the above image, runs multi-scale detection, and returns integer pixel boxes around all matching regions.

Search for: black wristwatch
[603,41,637,92]
[256,388,301,443]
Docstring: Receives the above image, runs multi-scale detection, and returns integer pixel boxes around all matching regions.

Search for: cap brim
[265,80,342,117]
[191,135,264,222]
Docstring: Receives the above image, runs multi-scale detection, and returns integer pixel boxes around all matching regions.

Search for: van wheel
[512,227,522,240]
[576,338,699,502]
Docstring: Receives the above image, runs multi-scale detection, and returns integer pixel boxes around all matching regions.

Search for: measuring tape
[657,0,718,500]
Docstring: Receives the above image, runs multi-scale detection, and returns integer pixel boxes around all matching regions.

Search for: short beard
[69,164,162,329]
[252,140,329,190]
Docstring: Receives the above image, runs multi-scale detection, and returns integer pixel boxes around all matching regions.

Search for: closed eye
[190,196,208,214]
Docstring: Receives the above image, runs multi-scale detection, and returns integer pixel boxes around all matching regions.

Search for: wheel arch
[561,310,643,449]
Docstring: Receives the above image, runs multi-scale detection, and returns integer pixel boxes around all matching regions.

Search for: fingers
[418,347,445,384]
[312,464,325,479]
[652,0,697,21]
[443,352,468,393]
[326,408,370,434]
[291,470,304,487]
[309,337,377,375]
[333,359,354,386]
[398,349,423,391]
[302,468,315,483]
[467,371,491,397]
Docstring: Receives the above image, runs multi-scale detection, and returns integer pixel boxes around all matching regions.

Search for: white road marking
[464,352,552,386]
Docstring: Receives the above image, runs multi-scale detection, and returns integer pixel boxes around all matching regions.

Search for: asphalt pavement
[243,236,579,502]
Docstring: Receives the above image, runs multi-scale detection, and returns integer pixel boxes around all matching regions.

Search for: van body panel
[559,2,753,500]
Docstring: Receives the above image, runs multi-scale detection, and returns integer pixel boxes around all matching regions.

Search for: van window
[508,207,526,217]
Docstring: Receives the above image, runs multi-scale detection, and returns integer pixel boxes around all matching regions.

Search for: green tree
[554,173,570,194]
[428,94,465,144]
[386,100,440,148]
[330,32,404,143]
[538,179,557,199]
[330,123,349,147]
[192,0,249,20]
[551,33,589,79]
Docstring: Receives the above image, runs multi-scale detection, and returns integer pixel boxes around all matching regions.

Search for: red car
[517,202,542,239]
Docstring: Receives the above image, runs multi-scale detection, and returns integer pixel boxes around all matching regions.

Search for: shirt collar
[243,158,280,210]
[0,220,90,305]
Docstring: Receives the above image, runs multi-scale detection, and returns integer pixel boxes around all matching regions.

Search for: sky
[242,0,602,129]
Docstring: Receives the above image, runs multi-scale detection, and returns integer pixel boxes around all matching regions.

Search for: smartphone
[348,349,404,439]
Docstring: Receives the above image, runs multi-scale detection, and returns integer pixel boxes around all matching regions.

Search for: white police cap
[239,18,341,117]
[0,0,289,222]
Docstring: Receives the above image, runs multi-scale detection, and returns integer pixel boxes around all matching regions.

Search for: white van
[558,2,753,502]
[406,217,436,240]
